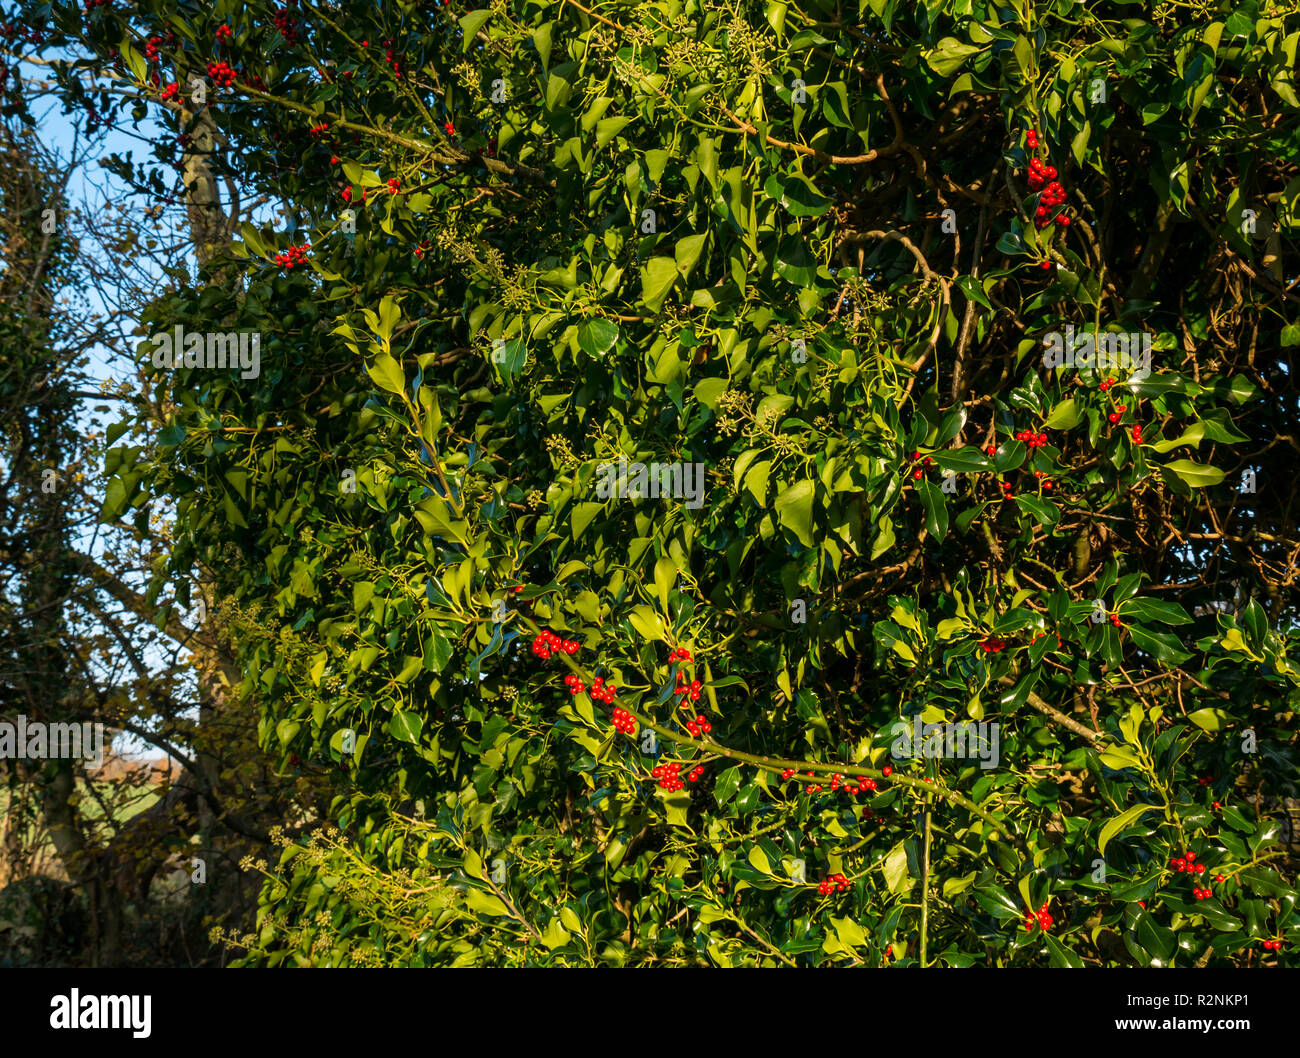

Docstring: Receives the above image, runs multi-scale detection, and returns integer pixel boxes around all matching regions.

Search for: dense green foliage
[24,0,1300,964]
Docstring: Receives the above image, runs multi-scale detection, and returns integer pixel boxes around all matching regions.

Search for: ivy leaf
[675,233,708,279]
[774,236,818,286]
[640,257,679,312]
[774,480,816,546]
[389,711,424,743]
[577,318,619,357]
[925,37,985,77]
[882,841,913,895]
[1161,458,1225,487]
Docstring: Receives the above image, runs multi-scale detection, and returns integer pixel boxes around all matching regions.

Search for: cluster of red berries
[589,676,617,704]
[1014,430,1049,448]
[160,82,180,101]
[1262,940,1284,952]
[1023,900,1054,932]
[780,764,888,788]
[1108,404,1128,424]
[272,6,299,44]
[444,121,456,136]
[207,60,238,87]
[1109,612,1123,628]
[1131,423,1143,445]
[413,239,432,259]
[82,0,110,10]
[1031,180,1070,228]
[383,38,403,78]
[273,242,310,270]
[1171,852,1206,875]
[652,761,685,791]
[980,638,1006,653]
[341,186,353,203]
[144,35,162,60]
[562,673,586,696]
[1025,155,1058,193]
[817,874,850,895]
[909,450,935,481]
[834,773,877,794]
[677,677,702,702]
[216,24,233,43]
[530,629,579,660]
[1099,377,1117,391]
[612,707,636,735]
[802,771,877,795]
[685,713,711,737]
[688,765,705,783]
[668,647,693,663]
[1192,886,1213,900]
[309,122,329,136]
[387,177,401,194]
